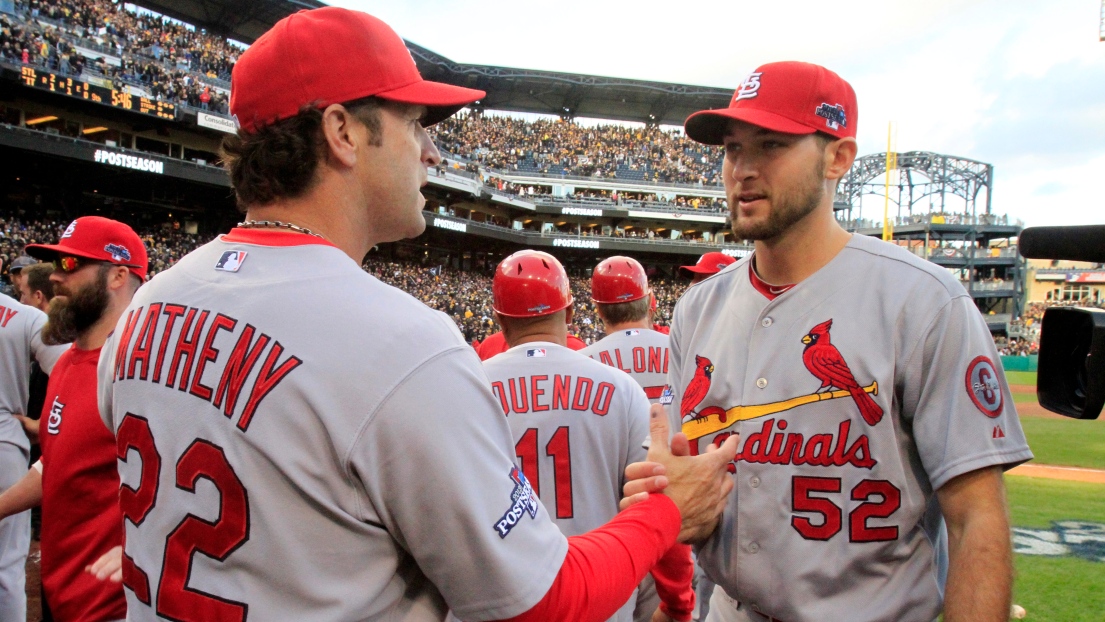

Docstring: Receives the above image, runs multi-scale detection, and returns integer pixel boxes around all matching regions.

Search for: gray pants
[706,590,785,622]
[633,574,659,622]
[0,443,30,622]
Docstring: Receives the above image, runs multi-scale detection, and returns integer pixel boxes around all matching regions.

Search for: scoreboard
[19,66,177,120]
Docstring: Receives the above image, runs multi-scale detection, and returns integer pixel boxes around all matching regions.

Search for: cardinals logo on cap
[733,72,763,102]
[61,221,77,239]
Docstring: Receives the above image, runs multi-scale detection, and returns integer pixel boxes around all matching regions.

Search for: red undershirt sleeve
[652,543,695,621]
[496,494,681,622]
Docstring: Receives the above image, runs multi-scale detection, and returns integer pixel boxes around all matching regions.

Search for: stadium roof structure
[131,0,326,43]
[132,1,733,126]
[406,43,734,127]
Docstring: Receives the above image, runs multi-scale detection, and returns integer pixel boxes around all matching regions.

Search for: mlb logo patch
[624,329,640,337]
[215,250,248,272]
[527,348,547,358]
[659,386,674,405]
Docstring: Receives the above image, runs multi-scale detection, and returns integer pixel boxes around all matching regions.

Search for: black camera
[1019,225,1105,419]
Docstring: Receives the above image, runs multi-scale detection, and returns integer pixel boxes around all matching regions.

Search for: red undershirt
[748,258,796,300]
[500,494,692,622]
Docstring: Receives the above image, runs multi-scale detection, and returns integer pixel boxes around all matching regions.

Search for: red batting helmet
[493,250,574,318]
[591,256,649,304]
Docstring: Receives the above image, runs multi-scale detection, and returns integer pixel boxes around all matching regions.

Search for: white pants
[0,443,30,622]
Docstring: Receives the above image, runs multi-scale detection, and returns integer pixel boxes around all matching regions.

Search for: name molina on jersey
[112,302,303,432]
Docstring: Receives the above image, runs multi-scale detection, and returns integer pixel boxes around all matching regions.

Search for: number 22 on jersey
[117,413,250,621]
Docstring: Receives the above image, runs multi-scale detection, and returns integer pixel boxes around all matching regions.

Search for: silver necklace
[237,219,326,239]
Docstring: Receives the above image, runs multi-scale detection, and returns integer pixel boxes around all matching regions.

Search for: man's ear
[565,305,574,325]
[824,137,858,182]
[320,104,360,168]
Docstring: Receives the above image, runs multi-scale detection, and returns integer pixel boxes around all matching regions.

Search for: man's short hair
[21,263,54,300]
[220,97,383,210]
[596,297,650,326]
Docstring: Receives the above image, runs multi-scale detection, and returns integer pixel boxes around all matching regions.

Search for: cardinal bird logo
[680,355,715,422]
[801,319,884,426]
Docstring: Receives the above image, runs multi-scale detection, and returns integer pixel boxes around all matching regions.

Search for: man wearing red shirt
[0,216,147,622]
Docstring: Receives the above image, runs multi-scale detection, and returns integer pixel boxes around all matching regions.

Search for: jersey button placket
[756,377,768,389]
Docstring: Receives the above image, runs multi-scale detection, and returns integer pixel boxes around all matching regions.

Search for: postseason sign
[93,149,165,174]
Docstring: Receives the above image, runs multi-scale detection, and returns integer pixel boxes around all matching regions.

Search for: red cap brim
[680,264,718,274]
[25,242,99,263]
[685,107,816,145]
[376,79,485,126]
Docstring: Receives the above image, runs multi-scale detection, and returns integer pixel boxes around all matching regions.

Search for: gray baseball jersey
[665,234,1033,622]
[580,328,670,403]
[0,293,67,449]
[0,293,66,622]
[483,342,650,622]
[97,230,570,622]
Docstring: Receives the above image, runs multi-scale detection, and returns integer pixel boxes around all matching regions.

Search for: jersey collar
[748,258,796,301]
[221,228,339,248]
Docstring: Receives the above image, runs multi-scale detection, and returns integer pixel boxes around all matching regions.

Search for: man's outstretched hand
[621,405,737,543]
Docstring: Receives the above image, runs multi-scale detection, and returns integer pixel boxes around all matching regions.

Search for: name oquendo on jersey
[97,230,568,622]
[665,235,1032,622]
[484,343,650,622]
[580,329,670,403]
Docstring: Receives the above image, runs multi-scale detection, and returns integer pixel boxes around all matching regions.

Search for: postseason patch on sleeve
[659,385,675,405]
[494,467,540,538]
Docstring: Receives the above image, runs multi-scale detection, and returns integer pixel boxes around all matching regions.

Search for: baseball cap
[231,7,486,133]
[9,256,37,273]
[684,61,857,145]
[680,252,737,277]
[25,216,148,281]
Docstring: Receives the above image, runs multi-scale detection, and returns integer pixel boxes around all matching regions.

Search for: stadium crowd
[3,0,236,113]
[433,112,724,186]
[1,214,205,284]
[364,257,684,346]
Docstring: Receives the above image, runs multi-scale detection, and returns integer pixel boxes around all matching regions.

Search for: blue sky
[335,0,1105,227]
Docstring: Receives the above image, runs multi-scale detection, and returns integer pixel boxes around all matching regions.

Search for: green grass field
[1000,369,1104,620]
[1007,477,1105,621]
[1006,371,1039,386]
[1019,418,1105,470]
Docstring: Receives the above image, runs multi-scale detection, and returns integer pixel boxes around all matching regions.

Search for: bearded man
[0,216,147,622]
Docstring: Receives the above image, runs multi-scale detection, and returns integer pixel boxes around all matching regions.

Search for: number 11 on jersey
[514,426,574,519]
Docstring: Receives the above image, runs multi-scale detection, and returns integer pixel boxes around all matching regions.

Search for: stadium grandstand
[2,0,1102,360]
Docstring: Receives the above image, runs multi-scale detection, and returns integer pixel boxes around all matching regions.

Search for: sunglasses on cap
[53,256,104,273]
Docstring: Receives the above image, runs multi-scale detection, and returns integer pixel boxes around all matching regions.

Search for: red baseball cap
[684,61,857,145]
[231,7,486,133]
[680,252,737,277]
[26,216,148,281]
